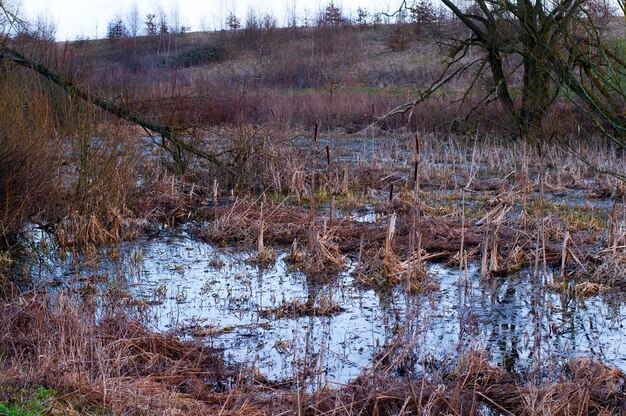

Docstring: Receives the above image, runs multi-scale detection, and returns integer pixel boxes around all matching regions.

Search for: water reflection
[32,233,626,384]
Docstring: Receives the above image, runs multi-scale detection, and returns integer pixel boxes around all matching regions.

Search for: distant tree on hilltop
[107,17,128,39]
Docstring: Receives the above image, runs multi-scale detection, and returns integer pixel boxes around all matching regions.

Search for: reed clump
[447,352,626,416]
[259,298,344,318]
[353,247,433,292]
[199,198,309,246]
[298,224,346,277]
[589,252,626,288]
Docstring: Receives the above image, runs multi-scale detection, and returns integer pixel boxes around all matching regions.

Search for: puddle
[293,136,410,164]
[30,232,626,385]
[333,206,384,224]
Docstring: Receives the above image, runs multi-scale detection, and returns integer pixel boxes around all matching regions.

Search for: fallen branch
[0,46,223,172]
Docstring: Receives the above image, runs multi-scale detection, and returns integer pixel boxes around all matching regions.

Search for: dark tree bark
[391,0,626,142]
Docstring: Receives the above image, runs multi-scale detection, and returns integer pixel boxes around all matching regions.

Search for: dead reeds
[3,289,625,416]
[259,298,344,319]
[299,223,346,277]
[0,291,238,414]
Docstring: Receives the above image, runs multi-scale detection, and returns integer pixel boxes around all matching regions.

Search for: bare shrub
[0,69,63,248]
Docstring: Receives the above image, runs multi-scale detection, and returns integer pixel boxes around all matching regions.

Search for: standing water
[30,230,626,385]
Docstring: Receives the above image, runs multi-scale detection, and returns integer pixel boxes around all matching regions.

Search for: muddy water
[30,228,626,385]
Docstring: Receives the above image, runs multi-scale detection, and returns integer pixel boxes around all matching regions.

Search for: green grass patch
[0,387,56,416]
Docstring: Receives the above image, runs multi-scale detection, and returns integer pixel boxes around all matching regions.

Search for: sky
[19,0,398,40]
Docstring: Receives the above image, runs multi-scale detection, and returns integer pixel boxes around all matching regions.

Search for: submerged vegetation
[1,0,626,414]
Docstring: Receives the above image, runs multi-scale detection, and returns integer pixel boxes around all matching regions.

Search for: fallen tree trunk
[0,46,222,173]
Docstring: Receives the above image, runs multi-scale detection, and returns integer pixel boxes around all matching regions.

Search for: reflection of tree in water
[485,282,524,373]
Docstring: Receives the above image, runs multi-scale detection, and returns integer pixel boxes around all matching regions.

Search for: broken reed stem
[490,223,500,273]
[464,132,479,191]
[329,194,335,227]
[213,178,218,205]
[358,234,364,266]
[385,212,397,271]
[533,140,547,282]
[561,229,570,279]
[459,189,466,283]
[309,122,319,225]
[609,202,617,252]
[481,222,490,279]
[258,202,264,253]
[408,133,423,292]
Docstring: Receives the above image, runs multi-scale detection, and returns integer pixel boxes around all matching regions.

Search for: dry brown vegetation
[1,7,626,416]
[1,291,624,415]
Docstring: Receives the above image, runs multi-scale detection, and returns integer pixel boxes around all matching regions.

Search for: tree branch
[0,46,224,171]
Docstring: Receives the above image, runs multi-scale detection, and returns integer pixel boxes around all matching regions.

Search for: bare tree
[262,13,277,32]
[388,0,626,142]
[355,7,369,26]
[157,6,170,55]
[31,14,56,41]
[285,0,298,34]
[245,7,260,31]
[0,0,22,38]
[410,0,436,30]
[320,2,345,26]
[170,2,181,34]
[126,3,141,38]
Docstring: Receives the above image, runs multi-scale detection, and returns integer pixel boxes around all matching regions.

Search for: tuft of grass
[259,298,345,318]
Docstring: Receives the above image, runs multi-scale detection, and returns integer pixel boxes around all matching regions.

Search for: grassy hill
[53,23,485,134]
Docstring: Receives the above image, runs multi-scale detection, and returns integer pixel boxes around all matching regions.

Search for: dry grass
[0,67,64,248]
[2,290,624,415]
[0,291,238,414]
[588,252,626,288]
[2,28,626,416]
[259,298,344,318]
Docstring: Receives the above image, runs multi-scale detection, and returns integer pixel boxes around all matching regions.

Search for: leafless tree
[320,2,346,26]
[126,3,141,38]
[107,16,128,40]
[170,3,181,34]
[157,6,170,55]
[285,0,298,34]
[388,0,626,143]
[355,7,369,26]
[0,0,22,39]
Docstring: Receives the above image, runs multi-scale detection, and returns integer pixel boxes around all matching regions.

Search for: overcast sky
[20,0,399,40]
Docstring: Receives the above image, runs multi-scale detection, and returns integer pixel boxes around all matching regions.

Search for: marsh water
[27,222,626,386]
[23,135,626,385]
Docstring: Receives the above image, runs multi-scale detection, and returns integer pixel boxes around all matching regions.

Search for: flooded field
[6,129,625,414]
[29,225,626,386]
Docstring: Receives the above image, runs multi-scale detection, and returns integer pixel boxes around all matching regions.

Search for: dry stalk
[299,223,345,277]
[250,202,275,266]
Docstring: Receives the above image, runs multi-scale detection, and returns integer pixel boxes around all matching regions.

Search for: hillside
[49,23,498,134]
